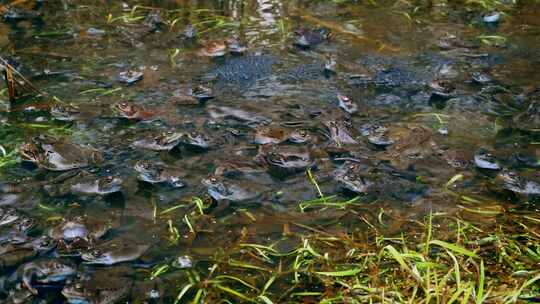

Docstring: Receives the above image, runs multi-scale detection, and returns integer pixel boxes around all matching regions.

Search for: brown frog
[134,160,186,188]
[132,131,183,151]
[0,236,56,269]
[43,171,123,197]
[258,145,315,177]
[81,237,150,265]
[6,259,76,295]
[61,267,134,304]
[113,102,155,121]
[48,216,111,243]
[19,135,102,171]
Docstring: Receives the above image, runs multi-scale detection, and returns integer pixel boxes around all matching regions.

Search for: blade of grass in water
[315,268,362,276]
[429,240,478,258]
[213,284,254,302]
[214,275,258,291]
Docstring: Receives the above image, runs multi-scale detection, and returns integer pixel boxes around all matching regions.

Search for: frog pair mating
[19,135,123,197]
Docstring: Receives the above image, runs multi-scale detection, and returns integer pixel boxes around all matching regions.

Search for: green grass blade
[429,240,478,258]
[214,284,254,302]
[315,268,362,277]
[476,260,485,304]
[175,284,194,304]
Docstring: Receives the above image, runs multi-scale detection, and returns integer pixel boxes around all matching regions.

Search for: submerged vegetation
[147,176,540,303]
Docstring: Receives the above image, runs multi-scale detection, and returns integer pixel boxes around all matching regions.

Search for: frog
[495,170,540,196]
[81,237,150,265]
[213,160,266,179]
[0,207,19,226]
[50,104,82,121]
[333,162,374,194]
[201,175,263,203]
[2,6,41,21]
[113,102,154,121]
[0,182,24,206]
[4,283,34,304]
[43,171,123,197]
[253,126,289,145]
[259,145,315,176]
[134,160,186,188]
[288,129,312,144]
[170,85,215,105]
[0,214,36,245]
[0,236,56,269]
[198,40,227,57]
[48,216,111,243]
[182,24,197,40]
[132,131,183,151]
[19,135,102,171]
[208,106,270,126]
[474,148,501,170]
[336,94,358,114]
[180,131,213,150]
[226,37,247,55]
[5,259,76,295]
[324,54,338,75]
[428,79,456,102]
[359,123,395,147]
[117,70,144,85]
[293,27,332,49]
[61,267,134,304]
[322,120,359,154]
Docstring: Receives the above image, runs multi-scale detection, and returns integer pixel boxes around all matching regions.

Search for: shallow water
[1,0,540,302]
